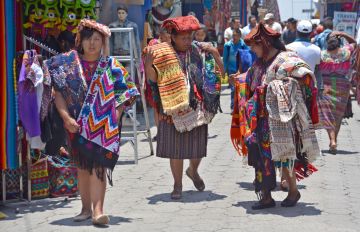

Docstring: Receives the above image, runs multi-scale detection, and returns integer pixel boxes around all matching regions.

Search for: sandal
[251,198,276,210]
[186,168,205,191]
[92,214,110,226]
[281,191,301,207]
[170,185,182,200]
[73,210,92,222]
[329,144,337,155]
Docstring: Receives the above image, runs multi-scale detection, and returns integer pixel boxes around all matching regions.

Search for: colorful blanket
[150,42,190,115]
[77,56,139,153]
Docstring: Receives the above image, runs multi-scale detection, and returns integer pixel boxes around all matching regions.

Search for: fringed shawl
[47,50,139,154]
[149,42,190,115]
[265,51,320,163]
[147,42,221,132]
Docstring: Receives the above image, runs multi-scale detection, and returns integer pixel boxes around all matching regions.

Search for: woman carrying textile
[230,23,320,209]
[144,15,223,200]
[144,27,171,141]
[317,32,357,154]
[46,19,139,225]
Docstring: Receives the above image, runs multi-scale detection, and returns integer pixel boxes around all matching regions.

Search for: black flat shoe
[281,191,301,207]
[251,199,276,210]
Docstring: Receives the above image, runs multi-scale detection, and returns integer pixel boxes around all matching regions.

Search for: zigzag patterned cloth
[150,42,190,115]
[77,56,139,153]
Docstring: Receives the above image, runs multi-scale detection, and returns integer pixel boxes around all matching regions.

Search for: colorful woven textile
[265,51,319,163]
[2,0,17,170]
[162,15,200,33]
[48,50,139,154]
[318,45,353,130]
[266,78,320,163]
[77,56,139,153]
[31,158,50,199]
[149,42,190,115]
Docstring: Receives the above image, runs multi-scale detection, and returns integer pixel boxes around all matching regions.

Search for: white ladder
[109,27,154,164]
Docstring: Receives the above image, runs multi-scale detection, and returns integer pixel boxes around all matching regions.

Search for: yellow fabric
[151,42,190,115]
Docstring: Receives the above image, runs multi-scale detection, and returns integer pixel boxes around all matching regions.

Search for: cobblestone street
[1,88,360,232]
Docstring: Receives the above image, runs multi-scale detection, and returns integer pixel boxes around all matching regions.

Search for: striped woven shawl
[151,42,190,115]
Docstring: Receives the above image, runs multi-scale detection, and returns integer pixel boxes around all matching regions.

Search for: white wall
[277,0,317,21]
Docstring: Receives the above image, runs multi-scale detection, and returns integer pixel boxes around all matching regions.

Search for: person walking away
[313,17,333,50]
[317,31,357,154]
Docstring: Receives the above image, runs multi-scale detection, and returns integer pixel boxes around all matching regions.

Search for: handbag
[48,156,78,197]
[30,157,50,199]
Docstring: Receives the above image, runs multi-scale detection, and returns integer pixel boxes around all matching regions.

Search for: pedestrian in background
[224,18,242,43]
[282,18,297,45]
[223,28,248,110]
[313,17,333,50]
[242,15,257,38]
[318,31,357,154]
[264,13,282,34]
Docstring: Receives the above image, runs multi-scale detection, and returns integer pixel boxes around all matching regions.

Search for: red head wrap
[162,15,201,33]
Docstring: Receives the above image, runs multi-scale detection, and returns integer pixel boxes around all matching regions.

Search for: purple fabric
[18,51,41,137]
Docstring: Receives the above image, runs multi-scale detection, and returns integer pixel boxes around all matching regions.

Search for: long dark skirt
[247,141,276,194]
[68,133,119,185]
[156,120,208,159]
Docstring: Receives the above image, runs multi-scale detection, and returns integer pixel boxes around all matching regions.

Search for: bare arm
[331,31,356,45]
[54,91,80,133]
[199,42,225,77]
[144,48,158,83]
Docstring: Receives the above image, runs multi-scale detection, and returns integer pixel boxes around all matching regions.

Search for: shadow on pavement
[1,198,74,221]
[233,201,322,217]
[237,182,306,192]
[321,149,358,155]
[147,190,227,204]
[50,215,133,227]
[208,134,218,139]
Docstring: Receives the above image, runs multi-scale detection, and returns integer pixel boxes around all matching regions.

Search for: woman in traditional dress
[144,15,223,200]
[230,23,319,209]
[47,19,139,225]
[318,32,357,154]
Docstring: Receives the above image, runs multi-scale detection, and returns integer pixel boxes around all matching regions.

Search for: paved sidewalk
[1,88,360,232]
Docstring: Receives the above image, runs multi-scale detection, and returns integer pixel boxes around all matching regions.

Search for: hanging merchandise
[76,0,97,19]
[60,8,79,33]
[41,0,60,19]
[23,8,47,40]
[60,0,76,17]
[43,4,62,36]
[23,0,41,16]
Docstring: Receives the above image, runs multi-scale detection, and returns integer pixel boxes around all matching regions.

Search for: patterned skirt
[318,76,351,130]
[68,133,119,185]
[156,119,208,159]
